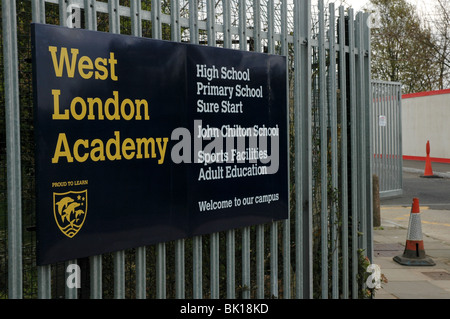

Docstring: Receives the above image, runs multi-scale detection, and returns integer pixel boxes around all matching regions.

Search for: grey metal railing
[1,0,374,299]
[372,80,403,198]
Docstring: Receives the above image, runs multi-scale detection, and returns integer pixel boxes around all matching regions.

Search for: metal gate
[1,0,374,299]
[372,80,403,198]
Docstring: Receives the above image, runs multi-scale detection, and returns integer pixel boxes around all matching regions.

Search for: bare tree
[423,0,450,89]
[370,0,439,93]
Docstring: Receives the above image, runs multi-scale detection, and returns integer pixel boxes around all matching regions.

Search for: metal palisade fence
[372,80,403,198]
[1,0,374,299]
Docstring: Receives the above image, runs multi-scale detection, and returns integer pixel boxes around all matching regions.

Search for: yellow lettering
[104,91,120,120]
[50,132,169,164]
[52,133,74,163]
[70,97,87,120]
[78,56,94,79]
[52,90,149,121]
[52,89,69,120]
[122,138,136,160]
[90,139,105,161]
[49,46,79,78]
[120,99,135,121]
[48,46,118,81]
[135,138,156,159]
[106,131,122,161]
[135,99,150,120]
[109,52,118,81]
[74,139,89,162]
[94,57,108,80]
[156,137,169,164]
[87,97,104,120]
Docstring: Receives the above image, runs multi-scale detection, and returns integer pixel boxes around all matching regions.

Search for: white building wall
[402,90,450,161]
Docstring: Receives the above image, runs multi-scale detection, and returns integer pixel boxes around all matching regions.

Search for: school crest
[53,190,87,238]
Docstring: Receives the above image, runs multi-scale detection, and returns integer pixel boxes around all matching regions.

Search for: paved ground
[373,160,450,299]
[374,214,450,299]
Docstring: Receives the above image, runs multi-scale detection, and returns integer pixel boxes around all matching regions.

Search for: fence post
[372,175,380,227]
[280,0,291,299]
[364,12,374,263]
[31,0,52,300]
[252,0,266,300]
[238,0,251,300]
[328,2,339,300]
[222,0,236,300]
[131,0,146,300]
[151,0,166,300]
[190,0,202,300]
[2,0,23,299]
[338,5,349,299]
[397,85,403,195]
[318,0,329,299]
[347,8,360,298]
[294,0,313,299]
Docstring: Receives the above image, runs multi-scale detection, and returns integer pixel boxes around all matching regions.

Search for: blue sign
[32,23,288,265]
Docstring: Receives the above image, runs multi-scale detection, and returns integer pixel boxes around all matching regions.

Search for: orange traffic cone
[393,198,435,266]
[422,140,435,177]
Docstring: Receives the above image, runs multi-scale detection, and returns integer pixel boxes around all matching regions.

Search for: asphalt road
[381,161,450,210]
[379,161,450,244]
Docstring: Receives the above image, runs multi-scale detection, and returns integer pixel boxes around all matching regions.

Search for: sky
[344,0,438,15]
[344,0,369,11]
